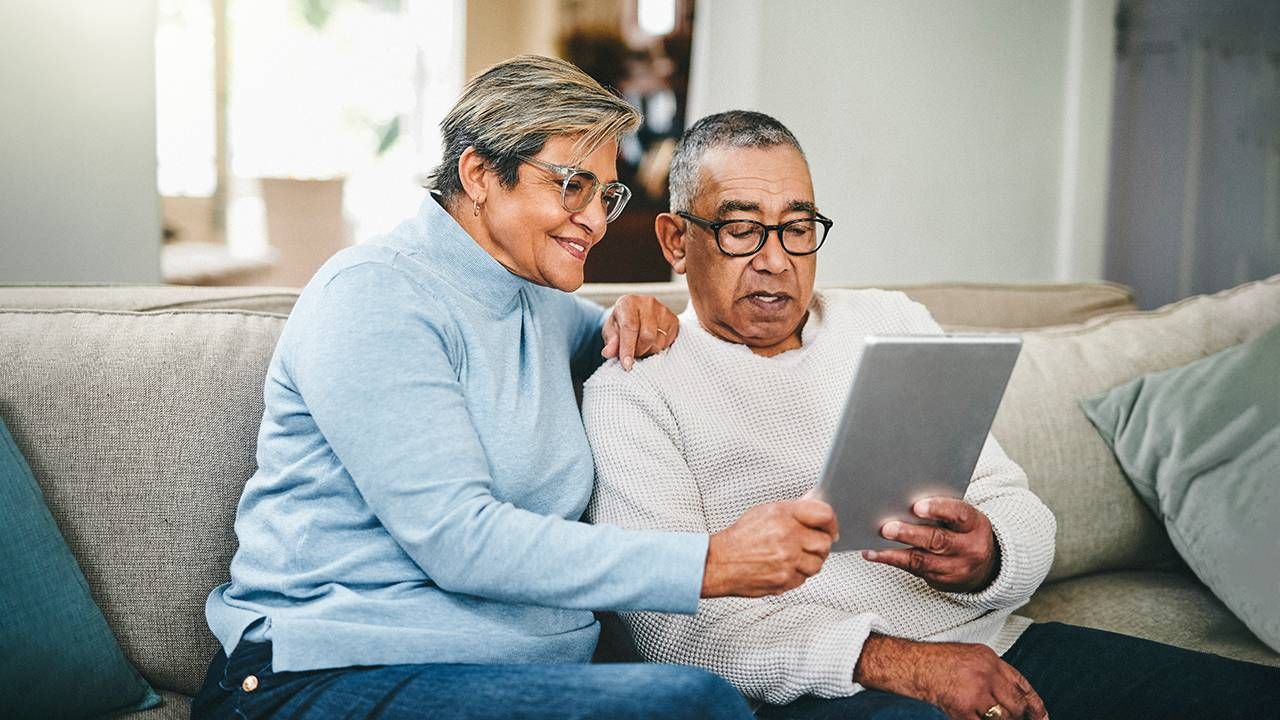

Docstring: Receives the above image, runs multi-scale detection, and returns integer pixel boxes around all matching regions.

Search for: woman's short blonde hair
[426,55,641,203]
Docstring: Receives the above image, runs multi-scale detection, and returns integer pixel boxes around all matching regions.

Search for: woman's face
[480,135,618,292]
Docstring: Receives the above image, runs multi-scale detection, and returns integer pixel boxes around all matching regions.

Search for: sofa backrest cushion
[0,285,300,316]
[0,308,284,696]
[992,274,1280,582]
[1,281,1135,331]
[577,281,1137,330]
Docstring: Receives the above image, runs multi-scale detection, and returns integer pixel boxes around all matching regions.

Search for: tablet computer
[814,335,1021,553]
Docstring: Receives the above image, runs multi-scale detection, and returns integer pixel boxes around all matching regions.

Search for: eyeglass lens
[719,220,824,255]
[561,171,629,222]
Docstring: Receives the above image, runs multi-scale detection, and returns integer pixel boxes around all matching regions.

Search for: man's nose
[750,229,790,273]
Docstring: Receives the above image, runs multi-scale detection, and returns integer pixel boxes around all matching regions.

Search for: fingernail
[623,356,633,371]
[915,499,931,515]
[863,550,878,561]
[882,521,901,538]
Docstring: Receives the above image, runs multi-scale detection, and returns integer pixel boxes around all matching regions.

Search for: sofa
[2,276,1277,718]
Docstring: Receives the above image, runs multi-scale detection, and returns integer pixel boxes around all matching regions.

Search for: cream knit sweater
[582,289,1056,705]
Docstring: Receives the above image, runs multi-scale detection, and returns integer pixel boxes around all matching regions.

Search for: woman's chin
[546,268,585,293]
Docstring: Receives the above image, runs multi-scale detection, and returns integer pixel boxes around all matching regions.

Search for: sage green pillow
[1081,322,1280,653]
[0,414,160,717]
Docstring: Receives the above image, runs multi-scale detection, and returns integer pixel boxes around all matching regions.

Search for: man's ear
[655,212,688,275]
[457,146,490,207]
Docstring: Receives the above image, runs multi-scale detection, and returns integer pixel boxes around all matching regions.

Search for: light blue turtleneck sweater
[205,196,708,672]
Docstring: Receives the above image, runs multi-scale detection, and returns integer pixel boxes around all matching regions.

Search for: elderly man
[582,110,1280,720]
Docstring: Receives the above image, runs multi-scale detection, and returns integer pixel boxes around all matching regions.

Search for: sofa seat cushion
[132,690,195,720]
[1022,570,1280,668]
[0,308,286,697]
[992,274,1280,582]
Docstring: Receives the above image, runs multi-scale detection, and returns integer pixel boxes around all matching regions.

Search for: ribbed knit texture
[583,289,1056,705]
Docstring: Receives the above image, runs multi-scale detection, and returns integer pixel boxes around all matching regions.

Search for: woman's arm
[289,262,706,614]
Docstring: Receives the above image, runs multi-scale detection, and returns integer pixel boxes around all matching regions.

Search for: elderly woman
[193,56,836,720]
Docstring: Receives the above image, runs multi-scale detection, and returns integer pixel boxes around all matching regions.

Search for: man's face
[667,144,818,357]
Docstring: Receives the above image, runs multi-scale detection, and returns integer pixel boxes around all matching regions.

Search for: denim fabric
[1003,622,1280,719]
[192,641,753,720]
[758,622,1280,720]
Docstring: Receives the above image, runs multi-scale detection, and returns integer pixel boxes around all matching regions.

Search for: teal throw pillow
[1081,322,1280,653]
[0,414,160,717]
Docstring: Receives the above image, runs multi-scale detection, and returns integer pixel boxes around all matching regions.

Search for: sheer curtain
[1106,0,1280,308]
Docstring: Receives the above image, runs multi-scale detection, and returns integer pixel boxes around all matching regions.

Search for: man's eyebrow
[716,199,761,216]
[788,200,818,215]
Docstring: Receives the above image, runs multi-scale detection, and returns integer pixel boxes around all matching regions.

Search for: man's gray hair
[668,110,806,212]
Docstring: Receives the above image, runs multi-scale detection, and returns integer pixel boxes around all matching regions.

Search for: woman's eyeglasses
[517,155,632,223]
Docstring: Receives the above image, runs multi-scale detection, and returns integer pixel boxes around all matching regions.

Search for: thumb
[790,499,838,535]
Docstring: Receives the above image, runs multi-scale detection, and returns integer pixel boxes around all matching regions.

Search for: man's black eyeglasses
[677,211,833,257]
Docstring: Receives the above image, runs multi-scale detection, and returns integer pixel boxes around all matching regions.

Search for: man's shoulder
[582,320,708,402]
[816,287,936,331]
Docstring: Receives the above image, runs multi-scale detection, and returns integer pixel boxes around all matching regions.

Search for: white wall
[0,2,161,283]
[688,0,1116,285]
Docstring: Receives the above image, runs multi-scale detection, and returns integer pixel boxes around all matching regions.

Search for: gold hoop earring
[473,199,482,216]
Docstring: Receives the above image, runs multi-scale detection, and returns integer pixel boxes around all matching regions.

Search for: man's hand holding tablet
[864,496,999,593]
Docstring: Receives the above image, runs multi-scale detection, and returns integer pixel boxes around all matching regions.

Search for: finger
[610,305,641,371]
[796,551,825,577]
[799,527,833,557]
[634,323,659,358]
[655,319,679,350]
[882,520,956,555]
[1000,665,1047,720]
[862,547,943,578]
[601,332,619,359]
[790,499,838,535]
[913,497,979,532]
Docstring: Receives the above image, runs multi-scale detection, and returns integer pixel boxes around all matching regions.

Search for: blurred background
[1,0,1277,308]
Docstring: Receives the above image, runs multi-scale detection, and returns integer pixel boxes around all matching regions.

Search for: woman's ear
[654,212,688,275]
[457,147,490,208]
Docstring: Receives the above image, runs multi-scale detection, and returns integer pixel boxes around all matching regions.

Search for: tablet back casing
[816,336,1021,552]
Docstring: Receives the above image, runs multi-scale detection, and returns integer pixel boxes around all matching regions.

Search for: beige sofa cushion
[0,308,283,696]
[993,274,1280,582]
[1023,571,1280,668]
[1,280,1134,331]
[0,284,299,316]
[578,281,1136,329]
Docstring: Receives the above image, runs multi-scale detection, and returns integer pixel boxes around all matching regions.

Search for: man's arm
[584,374,881,704]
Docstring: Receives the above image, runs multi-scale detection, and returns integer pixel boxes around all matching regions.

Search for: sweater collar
[401,193,528,313]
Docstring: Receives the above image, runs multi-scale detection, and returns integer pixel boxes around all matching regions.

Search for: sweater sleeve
[288,262,707,614]
[584,373,885,704]
[897,295,1057,608]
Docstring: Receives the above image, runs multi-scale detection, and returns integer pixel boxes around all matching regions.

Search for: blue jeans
[191,640,753,720]
[756,622,1280,720]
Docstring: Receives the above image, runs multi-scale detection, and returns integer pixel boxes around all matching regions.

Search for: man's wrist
[853,633,919,694]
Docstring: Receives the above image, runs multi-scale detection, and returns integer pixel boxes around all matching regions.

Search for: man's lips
[742,291,794,312]
[553,236,590,261]
[742,291,792,303]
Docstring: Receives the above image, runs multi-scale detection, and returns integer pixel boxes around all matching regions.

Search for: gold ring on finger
[982,705,1006,720]
[656,327,669,337]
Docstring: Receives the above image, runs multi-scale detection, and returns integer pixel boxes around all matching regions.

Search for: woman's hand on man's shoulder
[601,295,679,371]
